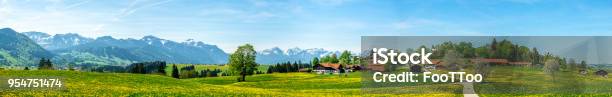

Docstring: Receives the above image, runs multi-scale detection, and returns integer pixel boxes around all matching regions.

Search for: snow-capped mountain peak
[257,47,338,64]
[97,36,116,41]
[141,35,172,45]
[23,32,93,50]
[141,35,161,41]
[21,32,230,64]
[261,47,285,55]
[287,47,303,55]
[181,39,217,49]
[22,31,52,45]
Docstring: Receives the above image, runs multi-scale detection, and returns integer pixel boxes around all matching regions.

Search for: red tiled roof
[321,63,341,69]
[471,59,508,64]
[430,59,442,64]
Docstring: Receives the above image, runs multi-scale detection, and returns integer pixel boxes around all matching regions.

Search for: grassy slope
[476,66,612,97]
[1,65,609,96]
[0,70,460,97]
[0,49,21,67]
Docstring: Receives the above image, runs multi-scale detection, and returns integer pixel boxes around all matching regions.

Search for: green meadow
[1,65,610,96]
[0,70,461,97]
[475,66,612,97]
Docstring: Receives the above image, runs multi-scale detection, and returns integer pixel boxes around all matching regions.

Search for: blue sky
[1,0,612,53]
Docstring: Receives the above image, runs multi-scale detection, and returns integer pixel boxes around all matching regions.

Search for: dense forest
[396,38,590,72]
[267,61,311,73]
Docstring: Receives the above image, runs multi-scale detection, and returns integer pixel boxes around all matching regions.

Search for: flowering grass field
[2,66,607,96]
[475,66,612,97]
[0,70,461,97]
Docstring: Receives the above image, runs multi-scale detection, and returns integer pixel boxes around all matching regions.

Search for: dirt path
[460,82,479,97]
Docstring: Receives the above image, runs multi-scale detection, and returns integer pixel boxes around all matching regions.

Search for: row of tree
[317,51,359,64]
[266,61,312,73]
[170,65,227,79]
[422,39,540,62]
[91,65,124,72]
[313,51,361,67]
[373,38,597,82]
[25,58,78,71]
[126,61,166,74]
[411,38,588,71]
[38,58,53,70]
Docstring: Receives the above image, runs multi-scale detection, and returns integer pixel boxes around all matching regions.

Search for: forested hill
[0,28,53,66]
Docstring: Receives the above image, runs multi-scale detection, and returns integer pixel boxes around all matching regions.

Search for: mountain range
[257,47,339,64]
[0,28,339,67]
[0,28,53,66]
[23,31,229,65]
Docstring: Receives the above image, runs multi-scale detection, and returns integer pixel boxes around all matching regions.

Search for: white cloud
[91,24,106,34]
[388,18,488,36]
[243,11,277,23]
[199,7,282,23]
[89,0,173,35]
[115,0,172,20]
[200,8,243,16]
[503,0,542,4]
[391,18,443,30]
[65,0,91,9]
[0,0,11,15]
[249,0,269,7]
[310,0,353,6]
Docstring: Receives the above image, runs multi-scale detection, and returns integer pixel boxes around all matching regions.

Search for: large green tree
[171,64,179,79]
[543,59,560,82]
[338,50,352,65]
[311,57,320,68]
[38,58,53,70]
[330,54,339,63]
[579,60,587,71]
[442,50,464,71]
[228,44,258,82]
